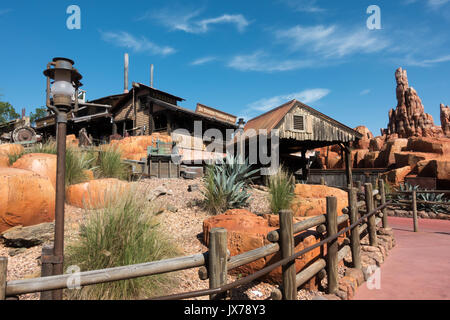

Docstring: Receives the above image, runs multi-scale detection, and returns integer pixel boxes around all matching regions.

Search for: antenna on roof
[124,53,129,93]
[150,64,154,88]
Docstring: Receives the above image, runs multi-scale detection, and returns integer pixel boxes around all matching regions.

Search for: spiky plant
[268,166,295,214]
[202,155,259,215]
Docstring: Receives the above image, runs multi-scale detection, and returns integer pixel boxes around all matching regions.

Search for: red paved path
[354,216,450,300]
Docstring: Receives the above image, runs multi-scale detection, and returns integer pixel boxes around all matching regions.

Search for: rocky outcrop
[109,133,172,161]
[0,143,24,157]
[0,167,55,233]
[353,126,374,150]
[1,222,54,248]
[441,104,450,137]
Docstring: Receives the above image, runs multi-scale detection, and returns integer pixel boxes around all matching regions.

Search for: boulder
[0,144,24,157]
[1,222,54,248]
[405,137,450,155]
[441,103,450,137]
[66,178,130,209]
[416,159,450,180]
[369,137,385,152]
[381,166,412,185]
[203,209,322,287]
[109,134,172,160]
[66,134,79,148]
[352,149,370,168]
[353,126,374,150]
[0,154,9,168]
[362,151,380,168]
[393,152,434,168]
[0,168,55,233]
[291,184,348,217]
[375,138,408,167]
[12,153,57,189]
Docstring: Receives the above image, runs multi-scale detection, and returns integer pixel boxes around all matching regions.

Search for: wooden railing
[388,189,450,232]
[0,182,390,301]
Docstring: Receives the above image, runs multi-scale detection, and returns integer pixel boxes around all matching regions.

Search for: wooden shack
[239,99,363,185]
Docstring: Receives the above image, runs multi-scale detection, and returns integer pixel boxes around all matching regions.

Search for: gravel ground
[0,177,323,300]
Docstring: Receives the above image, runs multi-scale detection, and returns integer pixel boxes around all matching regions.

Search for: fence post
[412,190,419,232]
[378,179,389,229]
[348,188,362,270]
[364,183,378,246]
[0,257,7,300]
[320,177,325,185]
[208,228,228,300]
[279,209,296,300]
[40,244,54,300]
[326,197,338,294]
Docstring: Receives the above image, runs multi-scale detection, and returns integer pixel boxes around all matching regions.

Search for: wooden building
[239,99,363,185]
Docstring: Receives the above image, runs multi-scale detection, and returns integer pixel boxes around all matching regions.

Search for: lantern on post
[43,58,82,300]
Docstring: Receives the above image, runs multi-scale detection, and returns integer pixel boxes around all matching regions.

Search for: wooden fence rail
[1,181,390,301]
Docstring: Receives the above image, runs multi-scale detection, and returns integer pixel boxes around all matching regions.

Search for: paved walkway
[354,216,450,300]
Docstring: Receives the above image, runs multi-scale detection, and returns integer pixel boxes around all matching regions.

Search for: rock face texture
[12,153,57,189]
[384,67,443,138]
[440,104,450,137]
[0,167,55,233]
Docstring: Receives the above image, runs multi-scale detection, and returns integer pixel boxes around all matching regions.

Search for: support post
[0,257,7,300]
[344,144,353,188]
[349,188,362,270]
[412,190,418,232]
[378,179,389,229]
[326,197,338,294]
[320,177,325,185]
[40,244,54,300]
[279,210,296,300]
[364,183,378,246]
[208,228,228,300]
[53,113,68,300]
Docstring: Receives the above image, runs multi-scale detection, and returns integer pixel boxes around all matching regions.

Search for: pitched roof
[244,99,362,138]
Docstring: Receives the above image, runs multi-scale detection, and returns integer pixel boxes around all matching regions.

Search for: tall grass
[95,145,128,180]
[268,167,295,214]
[64,186,178,300]
[65,148,95,186]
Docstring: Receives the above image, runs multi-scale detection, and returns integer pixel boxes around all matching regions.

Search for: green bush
[65,186,178,300]
[268,167,295,214]
[202,156,259,215]
[65,148,95,186]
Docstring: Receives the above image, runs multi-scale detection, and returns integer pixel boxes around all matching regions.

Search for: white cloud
[403,54,450,66]
[275,24,390,58]
[404,0,450,9]
[280,0,325,13]
[190,56,217,66]
[360,89,371,96]
[248,89,330,112]
[228,51,315,72]
[0,8,12,16]
[100,31,175,56]
[148,8,250,34]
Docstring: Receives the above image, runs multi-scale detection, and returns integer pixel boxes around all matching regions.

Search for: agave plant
[391,182,449,214]
[202,155,259,215]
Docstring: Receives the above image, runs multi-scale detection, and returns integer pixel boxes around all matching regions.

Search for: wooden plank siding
[277,104,354,143]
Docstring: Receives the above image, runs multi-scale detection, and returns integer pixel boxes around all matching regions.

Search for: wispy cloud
[190,56,217,66]
[280,0,325,13]
[248,89,330,112]
[403,54,450,66]
[228,51,316,72]
[146,8,250,34]
[360,89,371,96]
[275,24,390,58]
[100,31,175,56]
[0,8,12,16]
[404,0,450,9]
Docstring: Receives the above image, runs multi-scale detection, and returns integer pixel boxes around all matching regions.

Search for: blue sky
[0,0,449,135]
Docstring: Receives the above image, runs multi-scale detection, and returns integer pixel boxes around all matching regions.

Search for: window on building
[293,115,305,131]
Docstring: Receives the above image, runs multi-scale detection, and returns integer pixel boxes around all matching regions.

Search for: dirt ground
[0,178,323,300]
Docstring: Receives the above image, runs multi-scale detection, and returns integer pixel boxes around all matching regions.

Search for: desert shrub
[202,155,259,215]
[65,148,95,186]
[7,150,25,165]
[65,186,178,300]
[27,140,57,154]
[95,145,128,180]
[268,166,295,214]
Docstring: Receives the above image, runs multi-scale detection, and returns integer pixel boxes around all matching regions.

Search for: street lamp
[43,58,82,300]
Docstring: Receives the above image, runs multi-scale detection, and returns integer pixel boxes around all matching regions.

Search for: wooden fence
[0,181,390,301]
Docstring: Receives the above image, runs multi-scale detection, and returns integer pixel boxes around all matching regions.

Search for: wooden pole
[208,228,228,300]
[326,196,338,294]
[412,190,419,232]
[378,179,389,229]
[344,144,353,188]
[364,183,378,246]
[349,188,362,270]
[40,244,54,300]
[279,210,296,300]
[0,257,7,300]
[320,177,325,185]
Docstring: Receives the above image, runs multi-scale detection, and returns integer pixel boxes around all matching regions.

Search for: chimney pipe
[150,64,154,88]
[124,53,129,93]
